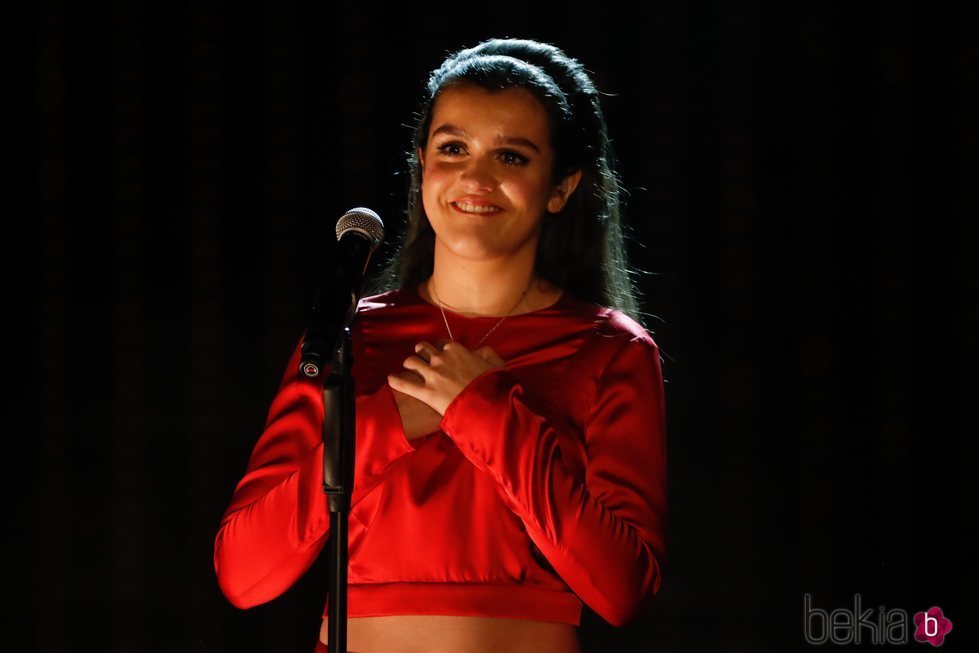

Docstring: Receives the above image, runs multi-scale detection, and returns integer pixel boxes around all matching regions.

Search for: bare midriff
[319,615,582,653]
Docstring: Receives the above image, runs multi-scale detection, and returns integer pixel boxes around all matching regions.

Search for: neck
[425,245,547,317]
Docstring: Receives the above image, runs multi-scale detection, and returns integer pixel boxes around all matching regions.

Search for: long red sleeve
[438,335,668,627]
[213,337,422,609]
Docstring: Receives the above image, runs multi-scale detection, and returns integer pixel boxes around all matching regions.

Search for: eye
[435,141,465,156]
[499,150,529,166]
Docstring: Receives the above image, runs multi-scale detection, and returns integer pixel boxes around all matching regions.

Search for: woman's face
[418,84,580,266]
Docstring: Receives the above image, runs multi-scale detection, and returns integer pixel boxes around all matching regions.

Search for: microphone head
[336,207,384,250]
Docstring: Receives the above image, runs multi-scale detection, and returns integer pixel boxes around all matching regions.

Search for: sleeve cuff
[440,367,516,440]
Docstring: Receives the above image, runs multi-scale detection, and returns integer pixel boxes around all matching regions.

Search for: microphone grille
[336,207,384,249]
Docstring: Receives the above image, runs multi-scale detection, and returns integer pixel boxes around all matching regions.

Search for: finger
[392,367,436,403]
[473,346,494,359]
[392,368,425,383]
[440,340,473,355]
[414,341,439,363]
[401,354,431,376]
[474,346,505,367]
[386,371,412,393]
[433,338,452,351]
[387,369,425,394]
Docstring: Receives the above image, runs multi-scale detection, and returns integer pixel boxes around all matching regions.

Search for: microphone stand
[322,325,355,653]
[300,207,382,653]
[302,303,356,653]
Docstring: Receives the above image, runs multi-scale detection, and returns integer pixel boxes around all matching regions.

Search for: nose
[458,155,497,192]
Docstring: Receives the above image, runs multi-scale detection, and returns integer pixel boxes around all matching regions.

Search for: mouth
[450,201,503,215]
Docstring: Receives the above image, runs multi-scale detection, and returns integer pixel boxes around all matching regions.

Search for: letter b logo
[803,594,829,644]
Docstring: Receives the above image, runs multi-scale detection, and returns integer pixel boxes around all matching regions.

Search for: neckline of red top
[405,282,575,321]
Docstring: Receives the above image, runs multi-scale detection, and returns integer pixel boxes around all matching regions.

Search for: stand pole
[321,326,355,653]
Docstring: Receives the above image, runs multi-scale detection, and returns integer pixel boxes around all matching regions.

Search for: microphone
[300,207,384,377]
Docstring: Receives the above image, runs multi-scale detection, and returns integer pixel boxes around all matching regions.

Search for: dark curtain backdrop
[22,1,977,651]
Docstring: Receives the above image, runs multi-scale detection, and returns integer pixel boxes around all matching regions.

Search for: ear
[547,169,583,214]
[417,147,425,171]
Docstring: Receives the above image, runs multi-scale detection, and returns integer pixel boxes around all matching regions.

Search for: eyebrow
[430,124,541,153]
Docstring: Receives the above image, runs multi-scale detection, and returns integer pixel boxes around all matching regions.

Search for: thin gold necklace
[431,277,535,347]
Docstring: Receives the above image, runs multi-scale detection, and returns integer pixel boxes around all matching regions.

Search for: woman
[214,38,668,653]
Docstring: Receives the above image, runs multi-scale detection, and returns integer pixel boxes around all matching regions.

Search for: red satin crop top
[213,285,668,628]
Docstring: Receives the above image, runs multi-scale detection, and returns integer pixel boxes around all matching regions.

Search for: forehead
[429,85,552,142]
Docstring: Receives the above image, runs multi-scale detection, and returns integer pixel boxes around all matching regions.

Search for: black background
[20,1,977,651]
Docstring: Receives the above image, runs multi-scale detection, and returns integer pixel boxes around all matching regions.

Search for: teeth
[454,201,500,214]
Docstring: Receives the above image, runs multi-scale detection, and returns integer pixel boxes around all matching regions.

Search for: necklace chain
[431,277,535,347]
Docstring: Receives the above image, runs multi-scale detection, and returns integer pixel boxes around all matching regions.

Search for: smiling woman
[213,38,668,653]
[417,84,582,276]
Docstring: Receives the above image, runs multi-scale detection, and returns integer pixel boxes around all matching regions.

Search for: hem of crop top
[322,583,583,626]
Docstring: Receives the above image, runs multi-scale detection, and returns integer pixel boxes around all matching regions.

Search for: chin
[432,228,540,263]
[441,242,507,261]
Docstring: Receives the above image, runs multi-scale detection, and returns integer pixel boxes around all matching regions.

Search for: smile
[451,201,502,215]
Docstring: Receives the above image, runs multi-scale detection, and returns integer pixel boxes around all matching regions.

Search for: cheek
[420,176,441,217]
[513,178,554,210]
[420,166,448,200]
